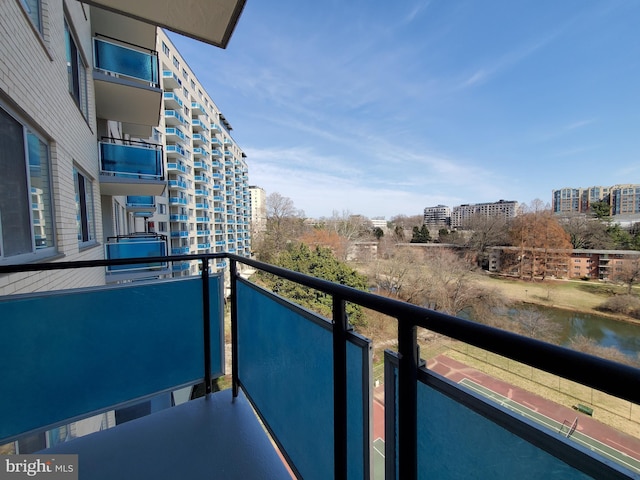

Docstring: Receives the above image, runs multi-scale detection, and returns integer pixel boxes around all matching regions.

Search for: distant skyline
[168,0,640,219]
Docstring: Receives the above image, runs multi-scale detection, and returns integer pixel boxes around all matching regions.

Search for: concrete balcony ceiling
[84,0,246,49]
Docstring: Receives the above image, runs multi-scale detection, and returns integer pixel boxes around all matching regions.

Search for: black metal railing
[1,253,639,479]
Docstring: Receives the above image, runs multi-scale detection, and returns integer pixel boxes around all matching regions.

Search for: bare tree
[462,213,509,267]
[255,192,305,261]
[508,201,572,280]
[512,308,561,342]
[612,255,640,294]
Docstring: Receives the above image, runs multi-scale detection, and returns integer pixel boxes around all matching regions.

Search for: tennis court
[459,378,640,474]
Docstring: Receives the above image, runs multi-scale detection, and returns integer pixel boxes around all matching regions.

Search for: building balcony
[165,127,186,143]
[171,261,191,272]
[196,216,211,223]
[166,144,186,159]
[194,175,209,184]
[163,91,183,109]
[168,179,188,190]
[169,197,187,206]
[194,161,208,171]
[162,70,182,89]
[191,102,205,114]
[166,163,187,174]
[164,110,189,127]
[171,247,190,255]
[170,230,189,238]
[93,35,161,127]
[210,123,222,133]
[191,119,208,132]
[197,243,211,249]
[193,147,209,158]
[197,230,211,236]
[169,214,189,222]
[99,139,164,196]
[103,234,169,282]
[126,195,156,212]
[1,254,638,479]
[192,133,209,146]
[196,203,210,210]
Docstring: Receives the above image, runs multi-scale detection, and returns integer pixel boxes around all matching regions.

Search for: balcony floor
[42,389,292,479]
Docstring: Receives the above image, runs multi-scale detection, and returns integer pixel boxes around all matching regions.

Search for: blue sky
[168,0,640,219]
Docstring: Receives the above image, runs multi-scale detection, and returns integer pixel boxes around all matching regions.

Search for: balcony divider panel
[235,279,371,480]
[384,351,633,480]
[0,275,223,442]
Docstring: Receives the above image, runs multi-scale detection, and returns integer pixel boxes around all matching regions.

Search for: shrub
[597,294,640,316]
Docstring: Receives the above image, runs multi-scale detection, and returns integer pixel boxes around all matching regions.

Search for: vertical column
[333,296,348,479]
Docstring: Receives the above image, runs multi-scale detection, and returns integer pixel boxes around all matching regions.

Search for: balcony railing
[0,254,639,479]
[94,36,159,87]
[104,234,169,281]
[99,139,163,180]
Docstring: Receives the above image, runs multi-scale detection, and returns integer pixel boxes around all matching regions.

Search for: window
[162,41,170,56]
[0,105,54,261]
[182,68,188,80]
[64,20,88,118]
[158,222,167,232]
[158,203,166,215]
[73,168,96,244]
[172,56,180,68]
[190,80,196,91]
[19,0,42,33]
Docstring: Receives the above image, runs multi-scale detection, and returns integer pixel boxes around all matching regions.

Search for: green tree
[372,227,384,240]
[590,201,611,219]
[410,225,431,243]
[260,243,370,327]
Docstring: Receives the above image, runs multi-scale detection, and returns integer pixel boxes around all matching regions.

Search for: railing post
[397,317,418,480]
[230,258,239,398]
[332,296,348,480]
[202,257,212,395]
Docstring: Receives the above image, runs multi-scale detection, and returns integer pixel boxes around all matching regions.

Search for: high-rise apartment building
[157,30,251,274]
[552,184,640,216]
[451,200,518,229]
[248,185,267,234]
[423,205,451,227]
[0,1,247,294]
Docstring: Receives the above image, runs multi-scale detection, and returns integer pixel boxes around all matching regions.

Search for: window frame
[64,18,89,119]
[0,103,57,264]
[19,0,43,34]
[73,166,97,246]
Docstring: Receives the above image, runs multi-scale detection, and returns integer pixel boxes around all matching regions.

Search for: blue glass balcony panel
[170,214,189,222]
[105,239,167,272]
[237,280,371,480]
[0,276,223,441]
[384,354,626,479]
[126,196,155,208]
[100,142,163,179]
[94,38,158,86]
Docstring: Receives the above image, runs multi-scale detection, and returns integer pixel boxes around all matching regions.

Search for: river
[513,304,640,359]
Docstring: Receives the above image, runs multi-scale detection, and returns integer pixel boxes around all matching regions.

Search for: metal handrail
[2,253,639,480]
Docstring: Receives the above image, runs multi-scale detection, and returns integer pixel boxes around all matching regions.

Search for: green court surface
[459,378,640,475]
[373,437,385,480]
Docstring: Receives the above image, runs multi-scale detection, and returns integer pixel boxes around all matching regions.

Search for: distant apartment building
[451,200,518,229]
[249,185,267,233]
[488,247,640,280]
[552,184,640,217]
[423,205,451,227]
[370,217,388,230]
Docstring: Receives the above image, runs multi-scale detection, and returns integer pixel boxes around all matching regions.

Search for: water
[512,304,640,359]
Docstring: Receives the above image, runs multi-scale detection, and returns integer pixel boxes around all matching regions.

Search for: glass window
[162,42,170,56]
[64,20,88,118]
[19,0,42,33]
[172,56,180,68]
[74,168,96,244]
[158,203,166,215]
[0,106,55,260]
